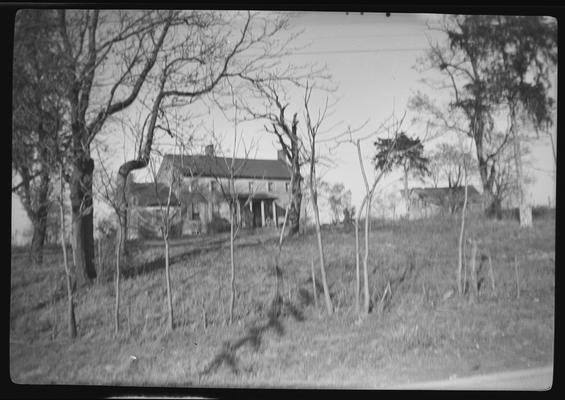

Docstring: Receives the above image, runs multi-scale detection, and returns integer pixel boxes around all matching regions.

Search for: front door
[252,201,262,228]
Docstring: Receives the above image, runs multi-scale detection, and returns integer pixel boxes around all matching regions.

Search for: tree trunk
[475,139,501,219]
[22,170,50,266]
[354,196,367,316]
[484,193,502,219]
[97,238,103,279]
[403,166,410,219]
[354,139,383,316]
[119,213,128,255]
[288,120,303,236]
[311,258,318,308]
[116,160,149,256]
[70,154,96,285]
[363,190,373,315]
[310,184,332,316]
[457,174,469,297]
[548,130,557,169]
[59,167,77,339]
[229,204,236,325]
[114,218,122,335]
[354,216,361,316]
[165,236,173,330]
[469,239,479,303]
[510,112,532,228]
[30,213,48,266]
[288,169,302,236]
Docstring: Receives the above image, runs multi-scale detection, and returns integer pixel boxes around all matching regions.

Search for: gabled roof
[161,154,292,180]
[128,182,180,207]
[406,186,482,206]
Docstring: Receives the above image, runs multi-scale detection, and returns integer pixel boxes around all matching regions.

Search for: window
[210,181,217,192]
[191,203,200,220]
[249,181,254,192]
[285,182,290,192]
[268,181,274,192]
[190,180,197,192]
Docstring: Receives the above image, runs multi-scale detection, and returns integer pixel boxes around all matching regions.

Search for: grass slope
[10,212,555,388]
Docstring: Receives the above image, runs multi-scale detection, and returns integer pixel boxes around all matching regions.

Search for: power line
[303,32,431,41]
[289,47,427,56]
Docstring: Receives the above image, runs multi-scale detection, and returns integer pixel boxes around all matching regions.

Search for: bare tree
[235,63,333,236]
[303,83,333,316]
[114,11,300,259]
[355,139,390,317]
[457,145,470,296]
[53,10,187,285]
[209,100,257,325]
[325,183,352,225]
[427,143,477,213]
[149,149,182,331]
[58,164,77,339]
[93,145,129,334]
[490,132,535,212]
[428,143,475,188]
[241,80,303,236]
[345,121,394,317]
[345,112,434,317]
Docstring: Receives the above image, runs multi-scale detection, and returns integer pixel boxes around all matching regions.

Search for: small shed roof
[407,186,482,206]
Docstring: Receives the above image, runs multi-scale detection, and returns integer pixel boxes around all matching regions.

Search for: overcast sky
[11,11,557,243]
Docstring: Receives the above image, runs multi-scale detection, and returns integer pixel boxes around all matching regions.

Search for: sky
[11,11,557,244]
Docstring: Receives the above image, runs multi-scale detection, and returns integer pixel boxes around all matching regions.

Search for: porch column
[261,200,265,227]
[272,201,277,227]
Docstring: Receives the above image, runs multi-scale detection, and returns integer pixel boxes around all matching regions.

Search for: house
[128,144,292,238]
[400,186,483,219]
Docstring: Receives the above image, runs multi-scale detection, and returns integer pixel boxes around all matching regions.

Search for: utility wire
[262,47,427,57]
[302,32,432,41]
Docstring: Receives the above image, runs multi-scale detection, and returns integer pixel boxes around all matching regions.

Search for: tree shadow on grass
[200,296,305,377]
[121,236,274,280]
[121,241,227,279]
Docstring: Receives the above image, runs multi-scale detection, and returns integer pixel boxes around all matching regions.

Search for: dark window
[285,182,290,192]
[191,203,200,220]
[210,181,217,192]
[268,181,273,192]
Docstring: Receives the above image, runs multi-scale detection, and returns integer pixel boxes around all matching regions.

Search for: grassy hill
[10,212,555,388]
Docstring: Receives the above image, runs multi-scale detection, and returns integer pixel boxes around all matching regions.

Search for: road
[391,365,553,390]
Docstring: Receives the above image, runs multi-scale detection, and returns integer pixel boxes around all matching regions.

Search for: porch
[235,193,285,229]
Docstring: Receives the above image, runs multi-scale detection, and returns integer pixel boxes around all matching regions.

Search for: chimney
[205,144,214,157]
[277,149,287,163]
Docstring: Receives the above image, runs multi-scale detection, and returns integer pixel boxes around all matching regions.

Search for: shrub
[207,215,230,233]
[500,206,555,222]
